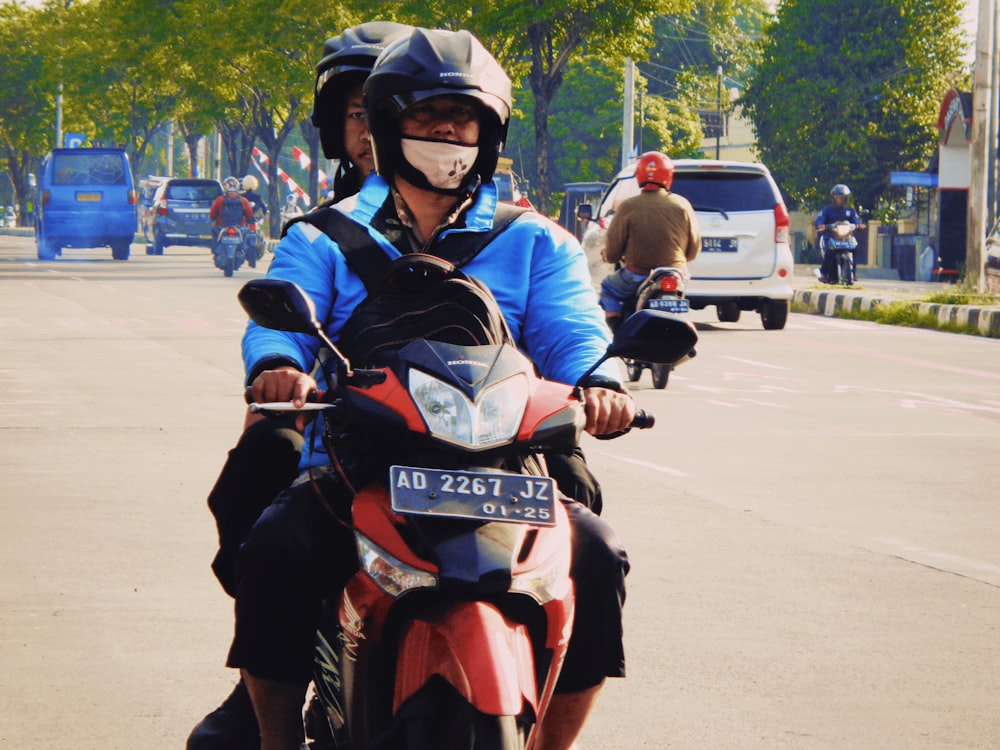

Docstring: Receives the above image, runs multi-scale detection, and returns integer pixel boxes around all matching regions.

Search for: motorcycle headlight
[409,369,529,450]
[356,534,437,598]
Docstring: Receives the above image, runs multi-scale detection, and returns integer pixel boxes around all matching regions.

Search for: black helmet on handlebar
[363,28,512,195]
[311,21,413,161]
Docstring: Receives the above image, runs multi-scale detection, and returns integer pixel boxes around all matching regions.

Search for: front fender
[393,601,537,717]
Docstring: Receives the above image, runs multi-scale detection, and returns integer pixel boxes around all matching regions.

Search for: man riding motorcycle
[230,28,632,750]
[815,183,865,284]
[599,151,701,332]
[209,176,254,257]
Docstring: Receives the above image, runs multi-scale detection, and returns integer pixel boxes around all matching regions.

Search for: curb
[794,289,1000,337]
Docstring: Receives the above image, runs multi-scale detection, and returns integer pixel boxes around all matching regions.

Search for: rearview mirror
[238,278,321,335]
[607,309,698,365]
[576,203,593,222]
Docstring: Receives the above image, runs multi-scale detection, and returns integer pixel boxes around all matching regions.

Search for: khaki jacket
[602,189,701,272]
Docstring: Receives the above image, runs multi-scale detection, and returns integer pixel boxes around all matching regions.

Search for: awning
[890,171,938,188]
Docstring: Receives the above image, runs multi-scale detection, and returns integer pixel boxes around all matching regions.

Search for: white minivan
[581,159,794,330]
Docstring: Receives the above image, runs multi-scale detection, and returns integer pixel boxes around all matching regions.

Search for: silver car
[581,159,794,330]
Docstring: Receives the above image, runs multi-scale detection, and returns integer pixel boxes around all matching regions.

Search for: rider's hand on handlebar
[249,366,317,408]
[582,387,636,436]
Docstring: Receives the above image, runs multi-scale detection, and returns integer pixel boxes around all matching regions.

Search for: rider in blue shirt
[815,183,865,283]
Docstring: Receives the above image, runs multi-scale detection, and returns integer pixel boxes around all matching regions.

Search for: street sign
[64,133,86,149]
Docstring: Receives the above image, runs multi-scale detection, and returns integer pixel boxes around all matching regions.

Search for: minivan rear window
[672,171,776,212]
[167,184,221,201]
[52,153,127,186]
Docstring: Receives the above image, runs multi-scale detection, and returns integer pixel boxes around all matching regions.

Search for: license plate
[76,192,101,202]
[703,237,738,252]
[647,297,689,313]
[389,466,556,526]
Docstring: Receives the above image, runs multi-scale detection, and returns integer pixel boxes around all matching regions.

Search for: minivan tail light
[774,202,790,245]
[41,189,51,206]
[128,189,137,206]
[157,199,168,216]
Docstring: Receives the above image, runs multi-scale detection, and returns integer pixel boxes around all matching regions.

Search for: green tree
[170,0,362,234]
[64,0,179,176]
[351,0,686,210]
[741,0,967,210]
[0,2,54,220]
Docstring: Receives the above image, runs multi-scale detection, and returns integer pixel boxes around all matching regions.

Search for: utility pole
[55,83,63,149]
[966,0,995,291]
[622,58,635,169]
[716,66,723,160]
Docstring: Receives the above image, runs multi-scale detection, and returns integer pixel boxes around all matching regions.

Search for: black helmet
[830,184,851,198]
[311,21,412,160]
[364,27,512,194]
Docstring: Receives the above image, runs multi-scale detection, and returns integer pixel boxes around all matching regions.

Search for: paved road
[1,237,998,749]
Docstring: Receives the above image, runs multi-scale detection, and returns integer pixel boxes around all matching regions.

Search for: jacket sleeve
[518,221,619,387]
[686,204,701,262]
[241,223,339,385]
[602,206,627,264]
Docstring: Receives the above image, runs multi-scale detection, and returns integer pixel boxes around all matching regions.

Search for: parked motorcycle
[621,267,693,389]
[213,223,254,277]
[238,261,697,750]
[823,221,858,286]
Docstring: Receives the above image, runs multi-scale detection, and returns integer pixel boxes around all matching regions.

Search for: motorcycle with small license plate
[237,263,697,750]
[621,266,694,389]
[213,223,254,277]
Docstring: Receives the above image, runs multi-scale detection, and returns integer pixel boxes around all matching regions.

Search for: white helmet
[222,176,240,192]
[242,175,258,191]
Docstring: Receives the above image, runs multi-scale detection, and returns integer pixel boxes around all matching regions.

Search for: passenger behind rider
[599,151,701,332]
[231,27,633,750]
[815,183,865,284]
[240,175,267,222]
[209,176,254,255]
[186,21,414,750]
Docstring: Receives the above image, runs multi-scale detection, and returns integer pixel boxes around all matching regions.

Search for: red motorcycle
[238,258,696,749]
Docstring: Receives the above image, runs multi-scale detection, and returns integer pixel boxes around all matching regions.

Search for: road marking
[835,385,1000,415]
[872,536,1000,581]
[718,356,791,370]
[591,450,691,477]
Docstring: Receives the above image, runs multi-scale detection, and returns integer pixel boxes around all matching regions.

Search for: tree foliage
[0,0,762,219]
[742,0,968,211]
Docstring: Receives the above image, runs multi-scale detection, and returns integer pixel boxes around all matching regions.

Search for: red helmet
[635,151,674,192]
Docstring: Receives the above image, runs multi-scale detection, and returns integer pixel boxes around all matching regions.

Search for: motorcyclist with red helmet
[599,151,701,331]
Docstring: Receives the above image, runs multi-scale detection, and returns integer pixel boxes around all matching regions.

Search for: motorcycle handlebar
[631,409,655,429]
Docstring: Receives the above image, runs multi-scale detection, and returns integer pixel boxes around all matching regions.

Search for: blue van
[35,148,138,260]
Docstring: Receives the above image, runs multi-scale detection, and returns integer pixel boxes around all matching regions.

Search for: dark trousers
[226,474,628,692]
[206,418,304,597]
